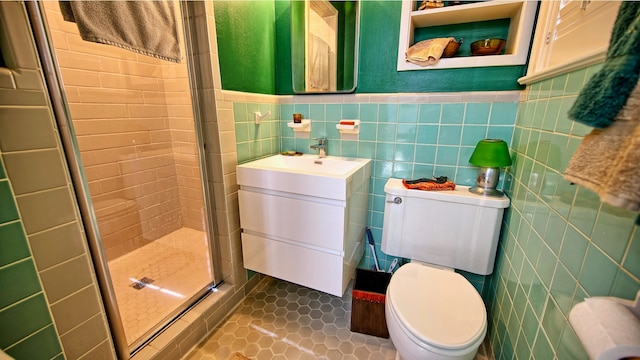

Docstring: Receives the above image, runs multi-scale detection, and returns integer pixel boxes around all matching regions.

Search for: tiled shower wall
[43,2,204,261]
[234,92,519,280]
[486,64,640,359]
[0,2,114,358]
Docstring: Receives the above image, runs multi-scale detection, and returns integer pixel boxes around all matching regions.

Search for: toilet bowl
[385,262,487,360]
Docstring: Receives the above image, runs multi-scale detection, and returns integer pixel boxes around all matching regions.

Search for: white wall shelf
[287,119,311,133]
[397,0,538,71]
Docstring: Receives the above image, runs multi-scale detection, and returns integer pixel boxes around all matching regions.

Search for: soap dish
[336,120,360,134]
[287,119,311,132]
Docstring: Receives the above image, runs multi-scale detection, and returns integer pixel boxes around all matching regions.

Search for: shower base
[108,227,212,345]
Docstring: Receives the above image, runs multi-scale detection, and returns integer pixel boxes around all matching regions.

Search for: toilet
[381,178,510,360]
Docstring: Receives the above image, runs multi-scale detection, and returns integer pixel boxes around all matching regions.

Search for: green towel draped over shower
[568,2,640,129]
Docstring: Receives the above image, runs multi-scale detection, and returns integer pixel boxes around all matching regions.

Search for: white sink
[236,154,371,201]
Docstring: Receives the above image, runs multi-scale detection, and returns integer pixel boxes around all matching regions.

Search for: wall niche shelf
[397,0,538,71]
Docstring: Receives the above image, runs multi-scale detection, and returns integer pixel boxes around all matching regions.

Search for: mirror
[291,0,359,94]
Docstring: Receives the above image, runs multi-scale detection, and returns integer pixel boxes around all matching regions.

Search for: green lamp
[468,139,512,196]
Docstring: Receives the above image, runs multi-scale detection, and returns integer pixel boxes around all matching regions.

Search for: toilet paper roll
[569,297,640,360]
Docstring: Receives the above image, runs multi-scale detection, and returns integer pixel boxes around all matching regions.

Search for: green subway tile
[571,285,588,312]
[392,162,412,179]
[397,104,418,123]
[0,181,19,224]
[591,203,636,263]
[373,160,393,178]
[360,104,378,122]
[490,102,517,125]
[522,303,539,346]
[579,244,617,296]
[378,104,398,123]
[0,259,42,309]
[0,293,52,348]
[555,97,575,134]
[532,202,550,237]
[359,122,377,141]
[235,123,249,143]
[435,146,459,166]
[568,187,600,237]
[236,143,251,164]
[611,268,639,300]
[233,102,248,122]
[565,68,588,95]
[293,104,310,119]
[457,146,474,167]
[375,143,394,161]
[486,125,513,145]
[394,144,414,162]
[538,78,552,98]
[534,132,552,163]
[416,124,438,144]
[552,180,575,219]
[465,103,491,124]
[308,104,325,122]
[432,165,456,180]
[357,141,375,159]
[418,104,441,123]
[541,98,561,131]
[514,330,531,360]
[461,125,487,146]
[571,121,592,137]
[441,103,464,124]
[559,225,588,278]
[544,211,567,255]
[512,284,527,321]
[5,325,61,360]
[437,125,462,145]
[532,99,547,129]
[325,104,341,121]
[529,273,548,317]
[536,244,557,289]
[414,145,436,164]
[533,330,555,360]
[550,263,576,316]
[556,324,588,360]
[396,124,417,143]
[413,164,435,178]
[550,74,568,98]
[0,222,29,267]
[342,104,358,119]
[377,124,397,143]
[542,298,565,349]
[547,133,568,171]
[622,227,640,278]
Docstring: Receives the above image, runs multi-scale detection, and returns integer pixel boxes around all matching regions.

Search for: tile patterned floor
[186,277,493,360]
[108,227,212,345]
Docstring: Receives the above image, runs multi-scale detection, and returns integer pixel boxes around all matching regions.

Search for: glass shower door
[39,1,216,350]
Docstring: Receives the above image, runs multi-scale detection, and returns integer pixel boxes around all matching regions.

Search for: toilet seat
[386,263,487,351]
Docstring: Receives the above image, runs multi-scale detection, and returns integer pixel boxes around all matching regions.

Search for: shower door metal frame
[25,2,223,358]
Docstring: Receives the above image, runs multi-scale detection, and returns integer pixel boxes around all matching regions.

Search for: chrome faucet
[310,138,327,158]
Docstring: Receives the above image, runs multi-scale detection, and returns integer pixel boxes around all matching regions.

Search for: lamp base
[469,166,504,197]
[469,186,505,197]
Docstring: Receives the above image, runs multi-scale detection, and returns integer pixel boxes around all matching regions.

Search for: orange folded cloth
[402,179,456,191]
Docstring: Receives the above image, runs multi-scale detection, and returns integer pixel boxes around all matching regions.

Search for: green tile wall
[235,98,518,283]
[0,160,63,359]
[487,64,640,359]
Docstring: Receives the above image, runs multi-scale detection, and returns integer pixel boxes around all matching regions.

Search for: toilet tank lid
[384,178,510,209]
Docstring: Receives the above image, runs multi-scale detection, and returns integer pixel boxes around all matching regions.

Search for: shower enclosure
[30,1,221,356]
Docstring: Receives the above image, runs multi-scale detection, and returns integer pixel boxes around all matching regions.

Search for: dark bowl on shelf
[470,38,506,56]
[442,39,461,58]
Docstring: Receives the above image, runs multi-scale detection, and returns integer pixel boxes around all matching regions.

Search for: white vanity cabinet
[237,155,371,296]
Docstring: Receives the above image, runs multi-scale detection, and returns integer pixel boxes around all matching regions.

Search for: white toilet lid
[387,263,487,350]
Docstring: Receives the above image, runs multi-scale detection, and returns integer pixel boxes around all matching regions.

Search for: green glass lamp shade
[469,139,512,167]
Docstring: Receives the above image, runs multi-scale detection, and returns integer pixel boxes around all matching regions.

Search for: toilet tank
[381,178,510,275]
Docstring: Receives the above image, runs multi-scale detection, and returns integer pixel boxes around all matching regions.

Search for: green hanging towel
[568,2,640,128]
